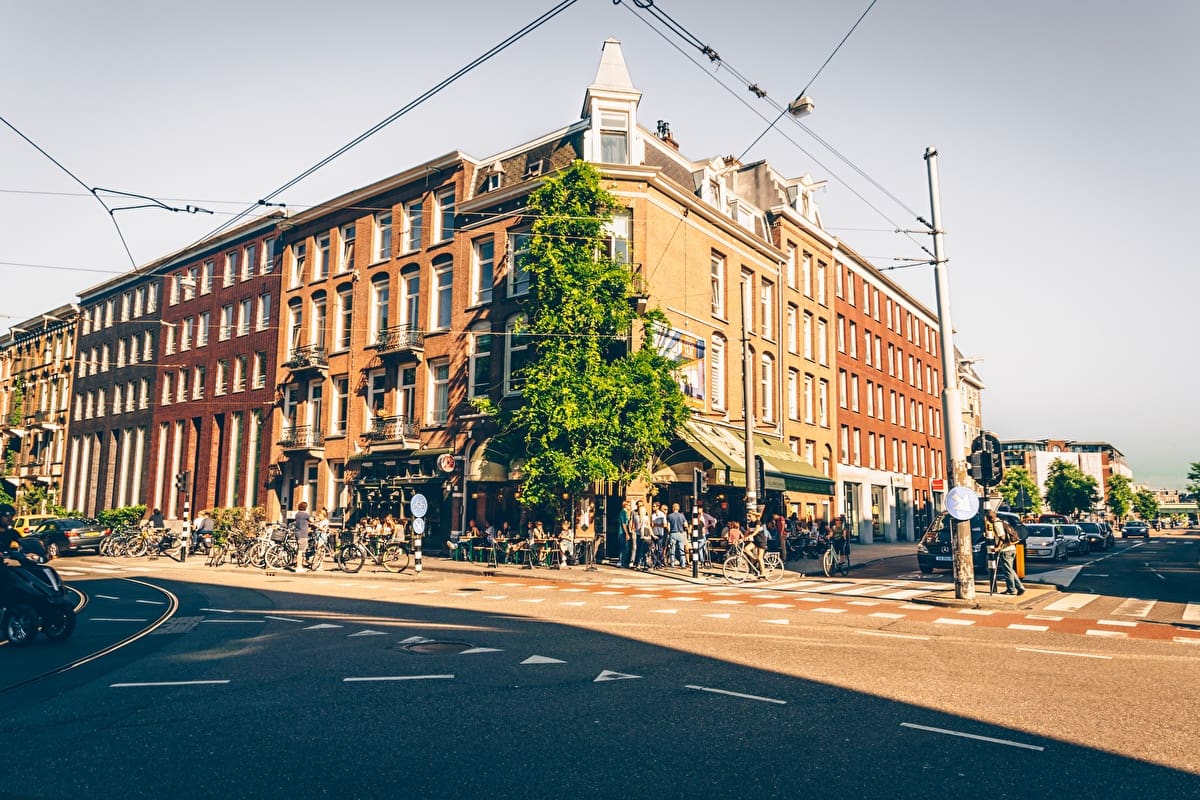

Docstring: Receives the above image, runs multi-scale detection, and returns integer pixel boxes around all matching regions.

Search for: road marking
[343,675,453,682]
[900,722,1044,751]
[1017,647,1112,660]
[136,600,166,606]
[595,670,641,682]
[1183,603,1200,623]
[878,589,929,599]
[630,594,661,599]
[810,583,855,592]
[669,597,702,602]
[1086,629,1127,638]
[1097,619,1137,627]
[959,609,996,616]
[900,603,933,610]
[848,600,881,606]
[1008,624,1049,632]
[762,618,790,625]
[348,630,387,637]
[593,591,622,595]
[96,595,120,600]
[560,601,587,607]
[482,595,509,600]
[685,685,786,705]
[813,607,846,614]
[559,588,587,593]
[650,609,679,615]
[1025,614,1063,621]
[459,647,503,654]
[797,596,829,603]
[856,630,929,641]
[934,618,975,626]
[519,598,545,603]
[199,607,234,613]
[201,620,260,624]
[1044,594,1099,613]
[111,680,230,688]
[703,613,731,619]
[713,600,746,605]
[837,585,889,596]
[1111,598,1155,617]
[1080,573,1109,577]
[602,605,630,610]
[521,655,566,665]
[758,603,793,609]
[869,612,906,620]
[303,623,343,630]
[91,618,149,622]
[1173,637,1200,646]
[265,616,304,622]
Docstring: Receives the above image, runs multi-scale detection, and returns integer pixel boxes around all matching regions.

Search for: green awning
[680,421,834,496]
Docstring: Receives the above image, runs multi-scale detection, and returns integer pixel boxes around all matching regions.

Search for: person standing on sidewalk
[666,502,688,568]
[989,509,1025,595]
[618,500,633,568]
[293,501,311,573]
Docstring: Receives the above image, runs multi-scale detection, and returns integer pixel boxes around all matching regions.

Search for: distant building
[1000,439,1131,510]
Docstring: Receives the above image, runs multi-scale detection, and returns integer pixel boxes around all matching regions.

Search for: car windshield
[921,513,984,544]
[1077,523,1100,532]
[1025,525,1056,537]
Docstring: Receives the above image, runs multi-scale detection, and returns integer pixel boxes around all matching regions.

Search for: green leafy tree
[1132,489,1159,522]
[997,465,1041,514]
[1043,458,1100,517]
[1106,473,1133,522]
[1187,461,1200,511]
[484,161,690,511]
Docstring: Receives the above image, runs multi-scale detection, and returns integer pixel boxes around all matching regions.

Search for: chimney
[655,120,679,151]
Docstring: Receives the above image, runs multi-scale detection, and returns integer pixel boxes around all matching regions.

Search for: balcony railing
[283,344,329,372]
[278,425,325,450]
[371,325,424,357]
[362,415,420,443]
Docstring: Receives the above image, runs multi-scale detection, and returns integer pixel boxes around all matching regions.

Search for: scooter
[1,545,77,647]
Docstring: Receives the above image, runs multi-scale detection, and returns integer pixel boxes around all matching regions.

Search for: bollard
[413,536,423,575]
[690,506,701,578]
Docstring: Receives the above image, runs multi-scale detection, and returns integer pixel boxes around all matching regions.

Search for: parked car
[1058,524,1089,555]
[916,510,1027,574]
[26,518,110,559]
[1122,521,1150,538]
[12,513,57,536]
[1076,522,1114,551]
[1023,524,1068,561]
[1037,513,1070,524]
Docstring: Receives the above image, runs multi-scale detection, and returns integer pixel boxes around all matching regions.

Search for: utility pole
[925,147,974,602]
[740,280,758,519]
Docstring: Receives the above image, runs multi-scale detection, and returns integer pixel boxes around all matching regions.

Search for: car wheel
[919,564,934,574]
[45,541,60,560]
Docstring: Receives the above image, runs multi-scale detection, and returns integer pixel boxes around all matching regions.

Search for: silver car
[1058,524,1089,555]
[1023,524,1068,561]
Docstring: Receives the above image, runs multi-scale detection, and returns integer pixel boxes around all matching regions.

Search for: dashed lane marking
[900,722,1044,752]
[111,680,230,688]
[857,630,929,641]
[343,675,453,683]
[1097,619,1137,627]
[934,618,975,626]
[1016,647,1112,659]
[686,685,786,705]
[869,612,906,620]
[1086,629,1127,638]
[1008,624,1049,632]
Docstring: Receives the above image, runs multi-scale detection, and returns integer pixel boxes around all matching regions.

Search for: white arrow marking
[594,670,641,682]
[400,635,433,644]
[521,655,566,665]
[348,630,387,637]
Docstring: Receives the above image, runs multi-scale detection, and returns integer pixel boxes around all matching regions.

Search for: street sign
[410,517,427,535]
[410,493,428,518]
[436,453,456,473]
[931,478,945,492]
[945,486,980,521]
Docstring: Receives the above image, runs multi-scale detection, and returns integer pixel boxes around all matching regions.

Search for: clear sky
[3,1,1197,488]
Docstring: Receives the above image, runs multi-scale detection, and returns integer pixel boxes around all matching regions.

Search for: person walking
[989,509,1025,595]
[293,501,311,572]
[632,500,652,569]
[618,500,633,568]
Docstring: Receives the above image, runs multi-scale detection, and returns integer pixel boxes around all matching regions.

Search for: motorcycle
[1,545,77,646]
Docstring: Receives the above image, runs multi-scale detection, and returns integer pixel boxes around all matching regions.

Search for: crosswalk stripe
[1183,603,1200,623]
[1044,594,1099,612]
[879,589,927,600]
[1111,598,1155,618]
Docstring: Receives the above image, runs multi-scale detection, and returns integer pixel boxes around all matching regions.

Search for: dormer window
[599,112,628,164]
[484,173,501,192]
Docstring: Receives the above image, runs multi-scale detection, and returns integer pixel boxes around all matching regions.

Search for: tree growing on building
[1043,459,1099,517]
[1106,473,1133,522]
[997,465,1041,514]
[480,161,690,511]
[1132,488,1159,522]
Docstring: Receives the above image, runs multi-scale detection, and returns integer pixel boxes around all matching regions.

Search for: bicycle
[722,540,783,584]
[337,531,410,574]
[822,540,851,577]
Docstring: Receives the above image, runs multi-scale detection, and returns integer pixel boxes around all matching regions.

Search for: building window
[400,270,420,327]
[787,369,799,420]
[504,315,530,394]
[761,354,775,422]
[804,374,814,424]
[196,312,210,347]
[180,319,193,351]
[338,224,355,273]
[786,243,797,289]
[599,111,629,163]
[786,305,798,354]
[710,253,726,317]
[403,199,423,253]
[370,276,390,341]
[253,351,267,389]
[429,359,450,424]
[215,359,229,396]
[192,365,206,400]
[851,374,860,412]
[314,234,330,281]
[432,256,453,330]
[335,286,353,351]
[816,262,827,305]
[838,370,848,409]
[803,312,813,360]
[606,210,632,264]
[840,425,849,462]
[435,187,455,243]
[818,379,829,427]
[290,243,306,288]
[225,252,239,287]
[397,366,416,420]
[257,292,271,332]
[760,280,774,340]
[472,236,494,305]
[310,292,327,349]
[365,369,387,425]
[287,300,303,350]
[469,326,492,399]
[817,319,828,366]
[238,299,252,336]
[802,252,812,298]
[710,334,726,411]
[508,231,531,296]
[332,376,349,435]
[242,244,256,280]
[220,304,234,341]
[374,212,392,262]
[261,238,276,274]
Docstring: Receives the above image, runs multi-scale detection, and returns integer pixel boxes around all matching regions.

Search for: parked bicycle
[337,530,409,574]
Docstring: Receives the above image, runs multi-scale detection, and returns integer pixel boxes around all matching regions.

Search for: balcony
[283,344,329,374]
[371,324,424,359]
[277,425,325,453]
[30,410,63,430]
[362,415,420,444]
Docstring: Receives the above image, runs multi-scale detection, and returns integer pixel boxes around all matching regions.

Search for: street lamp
[787,95,816,116]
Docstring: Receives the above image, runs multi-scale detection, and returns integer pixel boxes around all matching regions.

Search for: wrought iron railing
[283,344,329,370]
[362,415,420,442]
[278,424,325,449]
[372,324,424,356]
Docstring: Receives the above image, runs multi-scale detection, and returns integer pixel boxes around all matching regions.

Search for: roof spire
[582,38,642,118]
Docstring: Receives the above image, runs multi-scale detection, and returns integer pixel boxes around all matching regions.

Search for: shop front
[348,448,457,544]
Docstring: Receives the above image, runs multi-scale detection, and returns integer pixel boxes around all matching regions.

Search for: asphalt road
[2,539,1197,799]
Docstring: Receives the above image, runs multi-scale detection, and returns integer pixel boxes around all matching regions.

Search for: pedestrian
[618,500,633,568]
[149,508,165,530]
[632,500,652,569]
[667,502,688,568]
[989,509,1025,595]
[293,501,311,572]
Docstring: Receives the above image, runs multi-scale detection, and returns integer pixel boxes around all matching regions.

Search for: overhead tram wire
[619,3,930,262]
[198,0,583,245]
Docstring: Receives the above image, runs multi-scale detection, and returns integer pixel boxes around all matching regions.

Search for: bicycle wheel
[381,543,410,573]
[247,541,269,569]
[837,550,851,577]
[822,548,835,577]
[306,544,325,571]
[264,544,293,570]
[125,536,148,558]
[338,544,365,574]
[723,554,750,584]
[763,553,784,583]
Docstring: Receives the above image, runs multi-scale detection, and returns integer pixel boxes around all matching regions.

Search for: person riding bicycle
[742,514,768,580]
[831,514,850,561]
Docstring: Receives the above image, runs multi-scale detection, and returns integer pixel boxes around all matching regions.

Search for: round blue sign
[410,493,428,518]
[944,486,980,521]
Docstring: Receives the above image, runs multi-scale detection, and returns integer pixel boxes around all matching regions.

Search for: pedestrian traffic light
[969,452,998,486]
[175,471,190,493]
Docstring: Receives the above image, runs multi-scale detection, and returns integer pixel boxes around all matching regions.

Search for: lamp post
[739,280,757,520]
[925,147,974,601]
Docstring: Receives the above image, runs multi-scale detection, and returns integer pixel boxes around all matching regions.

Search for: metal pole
[925,146,973,602]
[740,280,757,518]
[181,498,190,563]
[414,535,423,574]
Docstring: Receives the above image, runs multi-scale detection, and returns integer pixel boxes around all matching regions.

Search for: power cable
[198,0,583,244]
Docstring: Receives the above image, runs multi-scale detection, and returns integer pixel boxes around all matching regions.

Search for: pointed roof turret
[581,38,642,118]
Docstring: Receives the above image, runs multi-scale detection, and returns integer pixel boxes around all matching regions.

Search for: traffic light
[969,452,1001,486]
[175,471,190,493]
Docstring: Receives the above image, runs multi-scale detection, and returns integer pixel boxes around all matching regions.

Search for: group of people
[618,499,710,569]
[450,518,594,567]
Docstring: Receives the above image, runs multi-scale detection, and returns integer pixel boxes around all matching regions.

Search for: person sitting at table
[558,518,575,567]
[723,520,744,546]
